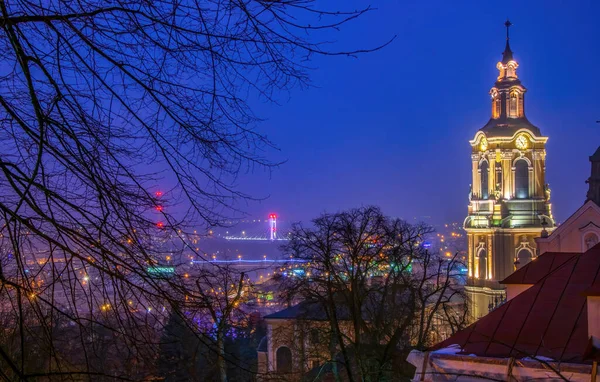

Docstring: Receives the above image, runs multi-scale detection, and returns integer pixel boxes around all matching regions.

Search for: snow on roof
[432,244,600,363]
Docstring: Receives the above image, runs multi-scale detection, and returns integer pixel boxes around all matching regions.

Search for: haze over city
[235,0,600,225]
[1,1,599,381]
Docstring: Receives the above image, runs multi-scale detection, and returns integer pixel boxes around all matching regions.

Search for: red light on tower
[154,191,164,227]
[269,214,277,241]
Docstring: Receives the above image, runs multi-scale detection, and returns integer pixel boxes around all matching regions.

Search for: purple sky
[234,0,600,225]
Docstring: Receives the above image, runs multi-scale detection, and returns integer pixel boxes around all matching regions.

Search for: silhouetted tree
[280,206,467,382]
[192,266,252,382]
[0,0,388,378]
[157,309,202,381]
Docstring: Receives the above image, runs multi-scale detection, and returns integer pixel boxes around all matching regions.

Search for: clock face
[480,137,488,151]
[516,134,528,150]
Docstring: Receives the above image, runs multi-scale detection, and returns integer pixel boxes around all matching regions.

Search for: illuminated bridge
[190,258,307,280]
[224,214,292,241]
[191,258,306,267]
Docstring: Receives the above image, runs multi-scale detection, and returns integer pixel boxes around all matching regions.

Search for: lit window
[509,91,518,118]
[515,160,529,199]
[490,89,501,119]
[480,161,489,199]
[477,249,487,279]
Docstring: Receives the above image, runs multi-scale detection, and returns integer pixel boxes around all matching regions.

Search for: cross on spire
[501,19,514,64]
[505,19,513,40]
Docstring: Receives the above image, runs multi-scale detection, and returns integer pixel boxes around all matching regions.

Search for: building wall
[588,296,600,339]
[506,284,533,301]
[261,319,353,380]
[466,229,541,320]
[537,202,600,255]
[467,229,540,283]
[465,284,506,320]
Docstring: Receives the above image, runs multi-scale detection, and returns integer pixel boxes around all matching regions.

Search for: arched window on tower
[495,162,502,196]
[515,159,529,199]
[480,161,489,199]
[495,97,502,119]
[507,62,517,78]
[491,90,500,119]
[509,91,518,118]
[477,248,487,279]
[516,248,533,267]
[518,94,524,117]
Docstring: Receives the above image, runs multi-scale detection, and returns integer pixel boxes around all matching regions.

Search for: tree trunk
[330,332,342,382]
[217,329,228,382]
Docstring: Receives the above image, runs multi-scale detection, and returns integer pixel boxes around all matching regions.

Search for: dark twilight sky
[234,0,600,226]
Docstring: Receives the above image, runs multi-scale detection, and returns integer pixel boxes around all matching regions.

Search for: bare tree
[280,206,467,382]
[0,1,389,379]
[411,250,468,351]
[193,265,251,382]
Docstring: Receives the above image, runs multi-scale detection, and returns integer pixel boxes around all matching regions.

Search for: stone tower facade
[464,22,556,319]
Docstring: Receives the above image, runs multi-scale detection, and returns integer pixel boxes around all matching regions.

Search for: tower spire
[586,146,600,206]
[502,19,514,64]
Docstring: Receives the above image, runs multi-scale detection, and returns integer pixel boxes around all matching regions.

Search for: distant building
[463,22,555,319]
[257,300,354,381]
[535,147,600,255]
[256,282,465,380]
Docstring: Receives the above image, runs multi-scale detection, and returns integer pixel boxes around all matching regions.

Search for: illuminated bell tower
[464,21,555,319]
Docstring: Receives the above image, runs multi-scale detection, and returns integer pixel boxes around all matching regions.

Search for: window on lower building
[310,328,320,345]
[585,233,599,250]
[276,346,293,374]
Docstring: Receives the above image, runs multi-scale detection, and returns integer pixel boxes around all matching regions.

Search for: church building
[464,21,555,318]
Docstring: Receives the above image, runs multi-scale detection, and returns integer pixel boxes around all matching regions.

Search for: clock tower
[464,21,555,319]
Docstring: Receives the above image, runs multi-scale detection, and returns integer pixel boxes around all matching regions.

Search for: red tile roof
[432,246,600,363]
[501,251,579,285]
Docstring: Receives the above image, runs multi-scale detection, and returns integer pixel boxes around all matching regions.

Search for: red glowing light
[269,214,277,219]
[156,222,164,229]
[155,191,163,197]
[155,205,163,212]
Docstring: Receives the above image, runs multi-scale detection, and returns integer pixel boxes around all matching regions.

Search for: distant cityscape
[1,4,598,382]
